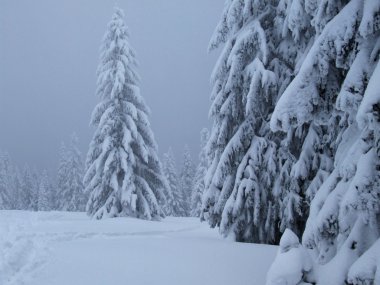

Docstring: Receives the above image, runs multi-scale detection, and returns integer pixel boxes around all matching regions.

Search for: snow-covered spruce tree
[11,167,23,210]
[201,0,309,242]
[0,152,16,209]
[57,142,69,209]
[179,145,195,216]
[30,167,40,211]
[48,173,59,211]
[59,134,86,211]
[17,164,31,210]
[68,133,86,211]
[191,128,209,217]
[18,164,34,210]
[267,0,380,284]
[162,148,186,216]
[0,154,8,209]
[84,8,166,220]
[38,170,51,211]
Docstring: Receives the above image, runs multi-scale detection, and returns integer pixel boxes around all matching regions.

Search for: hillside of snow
[0,211,277,285]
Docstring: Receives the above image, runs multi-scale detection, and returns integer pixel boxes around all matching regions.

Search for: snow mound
[266,229,312,285]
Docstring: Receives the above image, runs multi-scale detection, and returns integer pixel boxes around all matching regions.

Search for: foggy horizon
[0,0,223,173]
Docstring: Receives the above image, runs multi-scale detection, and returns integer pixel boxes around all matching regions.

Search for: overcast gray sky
[0,0,223,172]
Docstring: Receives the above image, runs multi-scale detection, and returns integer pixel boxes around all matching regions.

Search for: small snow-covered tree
[162,148,186,216]
[18,164,34,210]
[48,174,58,210]
[68,133,86,211]
[179,145,195,216]
[38,170,51,211]
[30,167,40,211]
[0,152,16,209]
[191,128,209,217]
[11,167,23,210]
[266,229,313,285]
[0,160,8,209]
[59,134,86,211]
[57,142,69,208]
[84,8,166,220]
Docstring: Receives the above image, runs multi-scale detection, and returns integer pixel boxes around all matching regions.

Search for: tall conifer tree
[162,148,186,216]
[84,8,166,220]
[191,128,209,217]
[179,145,195,216]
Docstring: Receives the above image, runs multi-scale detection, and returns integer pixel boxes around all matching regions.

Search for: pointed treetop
[70,132,79,146]
[166,147,175,157]
[113,6,125,19]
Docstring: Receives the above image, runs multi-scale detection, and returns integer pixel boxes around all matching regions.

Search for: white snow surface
[0,210,277,285]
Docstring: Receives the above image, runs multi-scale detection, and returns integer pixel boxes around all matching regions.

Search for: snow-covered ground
[0,211,277,285]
